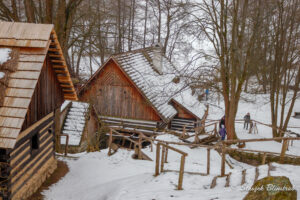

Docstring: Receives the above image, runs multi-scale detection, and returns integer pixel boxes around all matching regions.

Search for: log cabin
[60,101,98,153]
[79,44,202,134]
[0,21,77,200]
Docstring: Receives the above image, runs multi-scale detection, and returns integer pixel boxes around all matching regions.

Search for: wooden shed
[79,45,202,134]
[0,21,77,200]
[60,101,99,153]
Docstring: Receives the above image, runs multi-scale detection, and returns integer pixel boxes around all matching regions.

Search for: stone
[244,176,297,200]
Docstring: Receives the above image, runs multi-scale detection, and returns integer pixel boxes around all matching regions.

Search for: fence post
[262,153,267,165]
[108,129,113,156]
[280,139,288,163]
[138,134,142,159]
[207,148,211,175]
[178,155,186,190]
[161,146,165,172]
[164,147,168,163]
[155,143,161,176]
[221,144,226,176]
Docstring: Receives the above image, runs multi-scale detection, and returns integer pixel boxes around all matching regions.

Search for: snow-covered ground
[44,94,300,200]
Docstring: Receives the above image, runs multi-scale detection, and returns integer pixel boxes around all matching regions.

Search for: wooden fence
[155,142,188,190]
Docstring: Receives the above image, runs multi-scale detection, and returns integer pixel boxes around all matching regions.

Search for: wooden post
[178,155,186,190]
[207,148,211,175]
[108,129,113,156]
[54,108,61,152]
[214,123,217,135]
[138,135,142,159]
[262,153,267,165]
[221,144,226,177]
[280,139,288,163]
[161,146,165,172]
[164,147,168,163]
[121,137,125,146]
[155,143,161,176]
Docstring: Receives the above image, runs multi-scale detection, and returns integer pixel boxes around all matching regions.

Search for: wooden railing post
[155,143,161,176]
[178,155,186,190]
[221,144,226,176]
[262,153,267,165]
[164,147,168,163]
[108,129,113,156]
[138,134,142,159]
[161,146,165,172]
[207,148,211,175]
[280,139,288,163]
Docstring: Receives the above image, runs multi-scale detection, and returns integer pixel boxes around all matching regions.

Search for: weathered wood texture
[80,60,160,121]
[9,114,55,200]
[171,100,197,120]
[22,56,64,130]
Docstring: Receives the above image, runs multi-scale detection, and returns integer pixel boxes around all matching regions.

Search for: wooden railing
[155,142,188,190]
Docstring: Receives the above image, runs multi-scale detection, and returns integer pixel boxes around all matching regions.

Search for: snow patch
[0,48,11,65]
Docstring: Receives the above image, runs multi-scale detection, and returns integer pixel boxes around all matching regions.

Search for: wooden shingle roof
[0,21,77,149]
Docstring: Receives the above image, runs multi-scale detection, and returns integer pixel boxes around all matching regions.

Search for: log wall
[80,60,160,121]
[9,113,56,200]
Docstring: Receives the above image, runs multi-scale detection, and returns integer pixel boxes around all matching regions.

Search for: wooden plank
[207,148,210,175]
[0,137,16,148]
[178,155,186,190]
[19,47,48,55]
[155,143,160,176]
[0,127,20,138]
[17,112,54,142]
[39,121,54,135]
[19,54,45,62]
[8,79,37,89]
[3,97,31,108]
[10,140,30,157]
[10,71,40,79]
[221,145,226,177]
[5,88,34,98]
[53,65,67,69]
[11,142,53,187]
[0,107,27,118]
[10,146,30,166]
[0,39,48,48]
[0,117,24,129]
[17,62,43,71]
[0,21,53,40]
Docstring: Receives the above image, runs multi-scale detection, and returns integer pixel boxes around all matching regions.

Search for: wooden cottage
[0,21,77,200]
[60,101,98,153]
[79,45,202,134]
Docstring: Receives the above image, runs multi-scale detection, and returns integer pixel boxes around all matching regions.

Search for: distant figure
[219,115,225,129]
[244,112,251,130]
[219,125,227,140]
[205,89,209,101]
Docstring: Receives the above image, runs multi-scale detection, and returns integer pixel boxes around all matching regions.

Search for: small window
[31,134,39,150]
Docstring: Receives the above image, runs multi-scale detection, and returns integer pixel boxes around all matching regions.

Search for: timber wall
[79,60,160,121]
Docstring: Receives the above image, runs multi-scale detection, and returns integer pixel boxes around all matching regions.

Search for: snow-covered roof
[173,88,205,119]
[80,45,204,122]
[0,22,78,149]
[111,47,185,122]
[61,101,89,146]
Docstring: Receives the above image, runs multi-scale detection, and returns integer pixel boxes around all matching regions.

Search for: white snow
[44,93,300,200]
[0,48,11,80]
[61,101,89,146]
[0,72,5,79]
[0,48,11,65]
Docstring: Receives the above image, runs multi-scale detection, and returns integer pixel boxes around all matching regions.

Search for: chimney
[152,43,163,74]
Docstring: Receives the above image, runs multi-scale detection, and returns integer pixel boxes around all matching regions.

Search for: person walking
[244,112,251,130]
[219,125,227,140]
[219,115,225,129]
